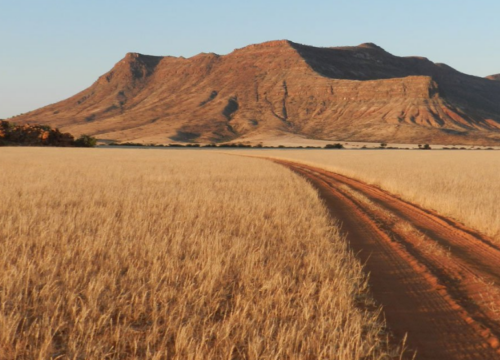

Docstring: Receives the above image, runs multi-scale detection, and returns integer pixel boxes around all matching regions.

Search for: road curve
[274,159,500,360]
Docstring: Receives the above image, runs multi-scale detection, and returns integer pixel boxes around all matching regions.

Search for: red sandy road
[274,159,500,360]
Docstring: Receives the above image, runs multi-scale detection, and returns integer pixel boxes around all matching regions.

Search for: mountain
[12,40,500,145]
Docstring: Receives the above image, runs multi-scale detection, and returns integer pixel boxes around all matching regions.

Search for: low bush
[325,143,344,149]
[74,135,97,148]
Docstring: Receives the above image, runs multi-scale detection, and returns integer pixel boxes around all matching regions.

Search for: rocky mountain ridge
[13,40,500,145]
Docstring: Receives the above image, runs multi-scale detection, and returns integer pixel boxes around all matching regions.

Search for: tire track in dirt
[274,159,500,360]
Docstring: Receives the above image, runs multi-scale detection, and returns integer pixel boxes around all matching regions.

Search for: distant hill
[13,40,500,145]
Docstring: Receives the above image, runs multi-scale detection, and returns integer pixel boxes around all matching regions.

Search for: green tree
[74,134,97,147]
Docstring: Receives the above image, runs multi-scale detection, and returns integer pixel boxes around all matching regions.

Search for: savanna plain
[245,149,500,242]
[241,148,500,359]
[0,148,396,360]
[3,147,500,359]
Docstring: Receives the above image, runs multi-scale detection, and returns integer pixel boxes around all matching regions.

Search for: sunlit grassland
[0,148,392,359]
[246,150,500,242]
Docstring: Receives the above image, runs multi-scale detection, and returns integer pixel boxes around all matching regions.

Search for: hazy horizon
[2,0,500,119]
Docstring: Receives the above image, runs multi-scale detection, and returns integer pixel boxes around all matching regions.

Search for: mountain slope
[13,40,500,145]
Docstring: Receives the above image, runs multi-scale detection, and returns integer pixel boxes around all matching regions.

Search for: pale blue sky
[1,0,499,118]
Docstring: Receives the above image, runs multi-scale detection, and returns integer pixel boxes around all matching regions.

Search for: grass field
[0,148,393,359]
[245,150,500,242]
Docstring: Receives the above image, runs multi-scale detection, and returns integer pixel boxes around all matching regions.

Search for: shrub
[168,143,185,147]
[74,135,97,147]
[120,142,144,147]
[325,143,344,149]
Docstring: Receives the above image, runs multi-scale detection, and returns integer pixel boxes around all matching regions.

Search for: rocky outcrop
[12,40,500,145]
[0,120,75,146]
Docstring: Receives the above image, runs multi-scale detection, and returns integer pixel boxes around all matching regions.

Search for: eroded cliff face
[13,40,500,145]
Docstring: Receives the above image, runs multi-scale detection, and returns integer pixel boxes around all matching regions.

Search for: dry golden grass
[0,148,393,359]
[243,150,500,242]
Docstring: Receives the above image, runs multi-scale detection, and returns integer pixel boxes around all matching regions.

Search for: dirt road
[275,159,500,360]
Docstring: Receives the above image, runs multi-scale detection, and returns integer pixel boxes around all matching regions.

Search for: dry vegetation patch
[246,150,500,242]
[0,148,391,359]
